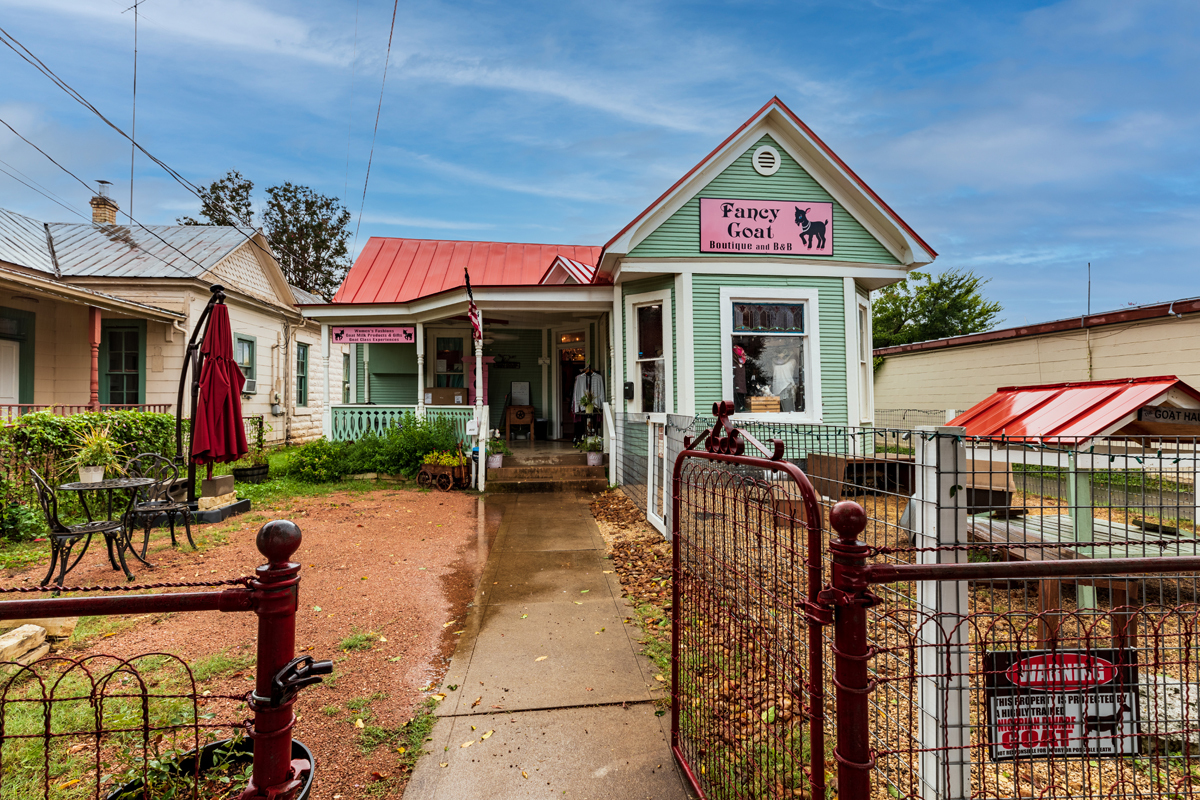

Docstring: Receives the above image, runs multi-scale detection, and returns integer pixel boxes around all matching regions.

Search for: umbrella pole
[178,285,226,504]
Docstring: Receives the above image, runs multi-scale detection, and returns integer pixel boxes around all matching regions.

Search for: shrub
[0,410,176,540]
[375,413,459,478]
[288,438,347,483]
[342,430,385,475]
[422,450,468,467]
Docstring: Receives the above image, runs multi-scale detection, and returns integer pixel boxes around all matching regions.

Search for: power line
[0,160,87,220]
[0,155,81,212]
[0,24,308,272]
[343,0,360,208]
[352,0,400,254]
[0,114,212,279]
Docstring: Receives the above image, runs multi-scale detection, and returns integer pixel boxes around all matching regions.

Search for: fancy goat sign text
[699,199,833,255]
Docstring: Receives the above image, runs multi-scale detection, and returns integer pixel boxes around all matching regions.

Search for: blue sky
[1,0,1197,325]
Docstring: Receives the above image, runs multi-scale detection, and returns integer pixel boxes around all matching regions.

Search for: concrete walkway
[405,492,693,800]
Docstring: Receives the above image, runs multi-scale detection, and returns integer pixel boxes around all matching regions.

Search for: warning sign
[984,649,1139,761]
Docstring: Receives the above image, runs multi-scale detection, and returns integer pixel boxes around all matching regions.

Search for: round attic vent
[752,145,781,176]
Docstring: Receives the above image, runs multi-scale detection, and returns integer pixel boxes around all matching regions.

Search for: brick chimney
[90,180,118,225]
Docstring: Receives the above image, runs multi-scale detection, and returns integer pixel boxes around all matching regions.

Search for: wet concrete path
[405,492,693,800]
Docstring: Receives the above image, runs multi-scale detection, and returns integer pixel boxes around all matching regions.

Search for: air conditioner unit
[243,378,257,395]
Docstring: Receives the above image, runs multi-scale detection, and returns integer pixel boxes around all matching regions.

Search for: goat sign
[984,649,1139,761]
[699,199,833,255]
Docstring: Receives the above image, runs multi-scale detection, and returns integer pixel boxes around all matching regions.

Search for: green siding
[483,328,545,430]
[621,275,676,412]
[629,134,899,264]
[369,374,419,404]
[691,274,848,425]
[357,343,418,405]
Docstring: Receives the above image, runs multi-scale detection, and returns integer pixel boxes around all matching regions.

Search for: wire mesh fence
[874,409,953,431]
[640,409,1200,800]
[0,652,250,799]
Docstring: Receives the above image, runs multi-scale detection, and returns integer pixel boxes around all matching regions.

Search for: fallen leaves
[471,696,481,708]
[461,740,474,748]
[354,718,365,728]
[535,656,548,662]
[481,729,494,740]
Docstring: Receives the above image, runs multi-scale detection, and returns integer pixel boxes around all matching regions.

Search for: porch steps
[487,453,608,493]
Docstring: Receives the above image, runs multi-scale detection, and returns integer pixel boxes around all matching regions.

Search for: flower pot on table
[77,465,105,483]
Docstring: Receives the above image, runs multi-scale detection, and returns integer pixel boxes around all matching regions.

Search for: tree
[177,169,254,228]
[178,172,352,300]
[261,183,351,301]
[872,269,1003,350]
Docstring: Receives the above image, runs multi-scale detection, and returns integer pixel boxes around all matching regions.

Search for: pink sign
[699,199,833,256]
[331,326,415,344]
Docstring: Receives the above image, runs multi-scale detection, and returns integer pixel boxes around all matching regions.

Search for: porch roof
[0,264,185,321]
[333,238,603,304]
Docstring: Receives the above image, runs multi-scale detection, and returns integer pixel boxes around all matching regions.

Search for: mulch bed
[590,490,672,611]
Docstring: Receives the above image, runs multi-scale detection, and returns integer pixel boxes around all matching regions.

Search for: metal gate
[670,402,827,799]
[826,501,1200,800]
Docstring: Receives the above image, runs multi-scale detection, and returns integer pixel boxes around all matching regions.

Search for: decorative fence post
[242,519,327,799]
[828,500,876,800]
[913,426,971,800]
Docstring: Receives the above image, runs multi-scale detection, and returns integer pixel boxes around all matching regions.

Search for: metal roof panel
[0,207,54,273]
[333,237,603,304]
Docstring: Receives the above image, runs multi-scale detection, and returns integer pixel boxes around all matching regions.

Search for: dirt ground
[3,486,498,799]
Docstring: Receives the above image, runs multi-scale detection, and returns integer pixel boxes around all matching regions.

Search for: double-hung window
[234,336,255,381]
[624,289,672,415]
[296,343,309,406]
[721,288,820,420]
[342,352,351,404]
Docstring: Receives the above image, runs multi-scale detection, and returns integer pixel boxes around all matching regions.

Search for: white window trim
[294,339,312,415]
[719,286,823,424]
[857,292,873,425]
[624,288,673,419]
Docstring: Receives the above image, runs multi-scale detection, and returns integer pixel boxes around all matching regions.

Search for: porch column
[475,311,484,491]
[321,323,332,439]
[89,306,101,411]
[415,322,425,418]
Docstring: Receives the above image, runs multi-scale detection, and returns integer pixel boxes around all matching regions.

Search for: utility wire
[0,155,80,212]
[0,114,214,279]
[343,0,360,208]
[126,0,140,224]
[352,0,400,254]
[0,24,311,274]
[0,161,87,220]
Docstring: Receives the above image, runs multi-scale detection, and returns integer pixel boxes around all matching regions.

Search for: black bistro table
[57,476,157,577]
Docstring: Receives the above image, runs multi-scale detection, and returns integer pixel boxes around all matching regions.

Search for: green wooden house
[301,97,936,500]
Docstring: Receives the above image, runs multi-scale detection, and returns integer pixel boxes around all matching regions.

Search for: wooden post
[88,306,101,411]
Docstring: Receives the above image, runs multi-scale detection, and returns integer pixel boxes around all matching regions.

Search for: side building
[0,194,346,446]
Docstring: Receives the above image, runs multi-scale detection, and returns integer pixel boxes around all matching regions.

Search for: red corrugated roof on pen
[948,376,1200,443]
[333,238,604,304]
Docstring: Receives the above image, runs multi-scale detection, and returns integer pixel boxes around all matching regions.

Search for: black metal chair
[29,469,132,586]
[124,453,196,556]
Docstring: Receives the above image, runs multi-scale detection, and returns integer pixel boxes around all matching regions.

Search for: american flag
[465,268,481,341]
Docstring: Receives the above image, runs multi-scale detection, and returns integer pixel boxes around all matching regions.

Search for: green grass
[69,614,147,649]
[338,628,380,652]
[0,654,223,800]
[189,650,255,683]
[632,602,671,676]
[346,691,388,711]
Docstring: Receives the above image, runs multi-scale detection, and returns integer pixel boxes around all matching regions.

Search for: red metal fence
[672,406,1200,800]
[671,403,827,799]
[0,520,329,799]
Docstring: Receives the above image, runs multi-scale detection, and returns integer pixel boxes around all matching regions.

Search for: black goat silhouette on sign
[334,330,345,341]
[795,207,828,250]
[1084,702,1133,752]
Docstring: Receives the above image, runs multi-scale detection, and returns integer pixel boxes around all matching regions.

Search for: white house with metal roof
[0,191,346,445]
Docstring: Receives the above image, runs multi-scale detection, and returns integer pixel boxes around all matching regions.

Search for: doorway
[554,328,588,440]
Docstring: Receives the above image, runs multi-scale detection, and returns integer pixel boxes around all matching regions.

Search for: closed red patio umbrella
[190,301,248,465]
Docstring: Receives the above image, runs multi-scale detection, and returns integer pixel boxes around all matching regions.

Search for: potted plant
[486,437,512,469]
[580,391,597,414]
[575,435,605,467]
[71,424,126,483]
[233,419,271,484]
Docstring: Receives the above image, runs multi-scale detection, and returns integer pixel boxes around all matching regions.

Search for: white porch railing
[330,404,481,445]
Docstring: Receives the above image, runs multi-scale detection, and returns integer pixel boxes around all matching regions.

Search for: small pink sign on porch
[331,326,415,344]
[699,198,833,256]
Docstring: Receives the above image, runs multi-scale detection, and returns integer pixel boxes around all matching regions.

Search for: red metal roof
[333,238,603,304]
[948,376,1200,442]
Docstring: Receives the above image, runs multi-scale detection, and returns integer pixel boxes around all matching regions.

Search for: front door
[559,341,585,441]
[0,339,18,408]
